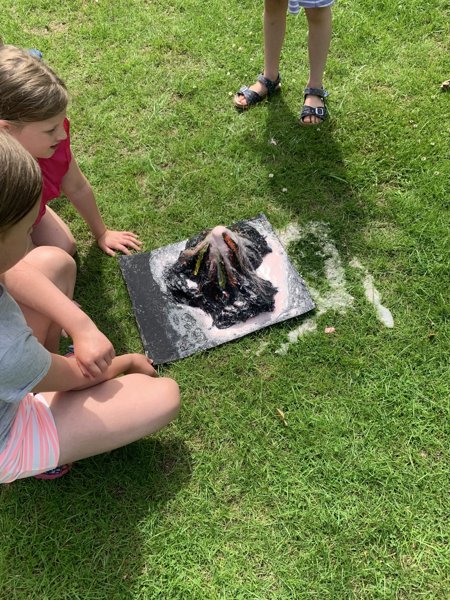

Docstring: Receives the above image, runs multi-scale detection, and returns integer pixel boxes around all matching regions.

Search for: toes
[301,115,321,125]
[234,95,247,108]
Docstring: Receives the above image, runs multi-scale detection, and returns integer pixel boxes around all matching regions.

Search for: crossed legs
[5,234,180,471]
[43,375,180,465]
[15,247,181,466]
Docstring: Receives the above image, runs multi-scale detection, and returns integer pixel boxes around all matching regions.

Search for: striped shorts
[0,393,60,484]
[289,0,335,12]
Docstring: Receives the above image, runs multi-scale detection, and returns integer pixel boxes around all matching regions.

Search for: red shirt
[35,118,72,225]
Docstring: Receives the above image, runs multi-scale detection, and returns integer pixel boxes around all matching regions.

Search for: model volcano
[119,214,315,364]
[165,222,278,328]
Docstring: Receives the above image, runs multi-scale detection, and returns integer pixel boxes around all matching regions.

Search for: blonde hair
[0,42,68,123]
[0,129,42,232]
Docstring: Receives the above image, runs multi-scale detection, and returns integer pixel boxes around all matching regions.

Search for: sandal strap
[34,463,73,480]
[258,73,281,96]
[303,87,329,99]
[300,104,328,122]
[236,85,264,106]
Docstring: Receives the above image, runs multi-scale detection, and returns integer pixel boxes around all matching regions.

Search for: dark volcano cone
[165,222,278,328]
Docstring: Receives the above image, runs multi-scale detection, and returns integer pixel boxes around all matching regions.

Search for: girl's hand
[97,229,142,257]
[71,327,115,378]
[124,354,158,377]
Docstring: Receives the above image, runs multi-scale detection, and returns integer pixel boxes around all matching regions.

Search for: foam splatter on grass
[274,222,396,354]
[276,221,354,354]
[350,258,394,328]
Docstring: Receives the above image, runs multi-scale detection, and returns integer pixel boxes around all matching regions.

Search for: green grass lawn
[1,0,449,598]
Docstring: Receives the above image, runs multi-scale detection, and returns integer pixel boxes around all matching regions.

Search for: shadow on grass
[0,436,191,598]
[261,93,366,243]
[234,93,368,340]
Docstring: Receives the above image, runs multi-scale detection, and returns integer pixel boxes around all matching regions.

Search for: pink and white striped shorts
[0,393,60,484]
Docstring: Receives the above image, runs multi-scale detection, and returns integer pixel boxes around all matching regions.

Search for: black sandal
[234,73,281,110]
[300,87,329,125]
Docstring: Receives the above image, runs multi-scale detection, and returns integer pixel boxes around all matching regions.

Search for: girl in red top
[0,44,152,477]
[0,42,141,257]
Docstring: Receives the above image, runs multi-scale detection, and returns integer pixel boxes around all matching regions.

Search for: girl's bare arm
[61,158,141,256]
[2,263,115,377]
[33,353,157,393]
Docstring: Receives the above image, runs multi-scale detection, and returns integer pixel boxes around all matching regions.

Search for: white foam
[287,319,317,343]
[274,221,354,354]
[350,258,394,328]
[277,222,303,247]
[349,257,363,270]
[255,341,269,356]
[279,222,353,315]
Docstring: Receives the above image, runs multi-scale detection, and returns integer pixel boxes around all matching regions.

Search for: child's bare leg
[263,0,288,80]
[10,247,76,351]
[303,6,332,124]
[31,205,77,256]
[234,0,288,108]
[43,374,180,464]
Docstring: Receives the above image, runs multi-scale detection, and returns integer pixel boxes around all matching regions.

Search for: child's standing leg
[301,6,332,125]
[234,1,333,125]
[234,0,288,109]
[263,0,288,88]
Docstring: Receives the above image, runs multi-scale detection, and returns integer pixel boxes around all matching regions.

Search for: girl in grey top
[0,131,180,483]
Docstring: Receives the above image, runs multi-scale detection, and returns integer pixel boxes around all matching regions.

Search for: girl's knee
[305,6,331,24]
[25,245,77,281]
[159,377,181,418]
[129,373,180,425]
[64,251,76,281]
[42,246,76,281]
[60,237,77,256]
[53,246,77,272]
[130,375,180,435]
[265,0,288,15]
[147,376,180,428]
[59,249,77,290]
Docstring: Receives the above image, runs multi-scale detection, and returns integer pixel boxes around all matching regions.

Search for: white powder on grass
[275,221,354,354]
[350,258,394,328]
